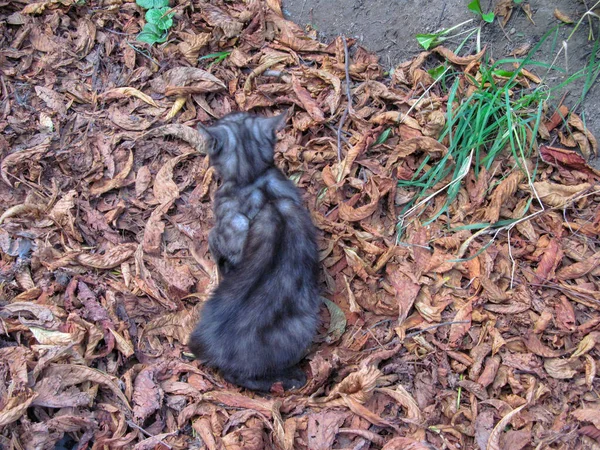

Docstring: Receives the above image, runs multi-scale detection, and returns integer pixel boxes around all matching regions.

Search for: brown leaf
[448,300,472,346]
[135,166,152,197]
[377,385,423,422]
[142,201,172,255]
[555,296,576,331]
[387,264,420,325]
[133,367,163,421]
[544,358,579,379]
[0,390,38,427]
[571,332,600,358]
[1,140,50,187]
[74,17,96,56]
[338,181,381,222]
[100,87,159,108]
[291,76,326,123]
[154,154,190,205]
[108,106,153,131]
[89,150,134,195]
[485,170,525,223]
[556,250,600,280]
[201,3,243,38]
[572,408,600,429]
[325,365,381,404]
[162,67,226,96]
[569,112,598,156]
[76,243,137,269]
[307,411,349,450]
[554,8,574,23]
[177,32,211,65]
[486,404,528,450]
[457,379,489,400]
[524,333,563,358]
[539,144,600,179]
[533,238,562,283]
[381,437,431,450]
[40,364,131,410]
[433,46,486,65]
[35,86,68,116]
[137,123,209,154]
[531,181,591,208]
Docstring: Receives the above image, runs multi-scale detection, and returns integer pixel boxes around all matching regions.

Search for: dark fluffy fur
[187,112,321,392]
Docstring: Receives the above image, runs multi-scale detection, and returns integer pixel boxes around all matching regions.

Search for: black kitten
[188,112,321,392]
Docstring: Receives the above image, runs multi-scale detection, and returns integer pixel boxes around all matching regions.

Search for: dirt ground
[282,0,600,165]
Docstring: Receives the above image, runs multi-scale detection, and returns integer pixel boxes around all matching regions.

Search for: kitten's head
[197,112,286,184]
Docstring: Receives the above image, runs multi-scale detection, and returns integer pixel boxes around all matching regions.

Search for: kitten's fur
[188,112,320,392]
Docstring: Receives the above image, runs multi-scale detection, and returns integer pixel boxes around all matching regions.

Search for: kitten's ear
[197,122,213,141]
[197,122,215,153]
[260,112,288,136]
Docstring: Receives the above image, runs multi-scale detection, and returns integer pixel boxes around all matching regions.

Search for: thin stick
[126,420,173,449]
[337,36,353,162]
[405,320,470,338]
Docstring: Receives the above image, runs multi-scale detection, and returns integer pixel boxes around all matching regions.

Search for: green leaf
[482,11,495,23]
[513,0,523,3]
[428,64,447,79]
[468,0,494,22]
[375,127,392,145]
[416,33,440,50]
[137,31,161,45]
[137,23,168,45]
[136,0,168,9]
[492,69,514,77]
[199,51,232,61]
[145,7,174,30]
[467,0,483,15]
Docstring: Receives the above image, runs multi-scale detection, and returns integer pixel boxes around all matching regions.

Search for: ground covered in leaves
[1,1,600,449]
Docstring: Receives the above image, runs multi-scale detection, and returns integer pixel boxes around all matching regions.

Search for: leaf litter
[1,0,600,449]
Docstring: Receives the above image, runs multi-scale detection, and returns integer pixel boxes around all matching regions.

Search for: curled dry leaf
[448,300,472,346]
[162,67,226,97]
[556,250,600,281]
[572,408,600,429]
[137,124,208,154]
[133,367,163,421]
[569,112,598,156]
[177,32,211,65]
[530,181,591,208]
[376,385,423,423]
[325,365,381,404]
[100,87,159,108]
[153,154,191,205]
[533,238,562,283]
[544,358,580,379]
[539,144,600,179]
[1,140,50,187]
[201,3,244,38]
[35,86,68,116]
[76,243,137,269]
[108,106,154,131]
[485,169,525,223]
[291,76,326,123]
[554,8,574,23]
[571,332,600,358]
[89,150,133,195]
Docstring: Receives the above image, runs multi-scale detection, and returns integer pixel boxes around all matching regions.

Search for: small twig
[337,35,353,162]
[405,320,470,338]
[363,320,471,352]
[507,228,516,289]
[126,42,160,67]
[126,421,173,449]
